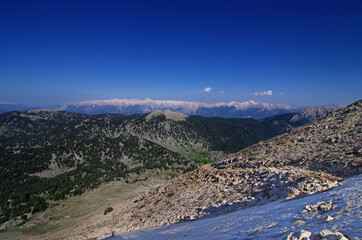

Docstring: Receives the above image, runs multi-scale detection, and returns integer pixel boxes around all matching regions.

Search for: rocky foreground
[49,100,361,240]
[112,174,362,240]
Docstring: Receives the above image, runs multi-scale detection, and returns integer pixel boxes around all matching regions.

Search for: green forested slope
[0,110,292,224]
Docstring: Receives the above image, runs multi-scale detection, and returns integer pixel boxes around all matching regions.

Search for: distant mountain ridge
[58,98,302,119]
[261,105,337,131]
[0,103,33,114]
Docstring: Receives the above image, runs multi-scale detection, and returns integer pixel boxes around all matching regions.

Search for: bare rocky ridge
[222,100,361,177]
[290,106,337,123]
[260,105,337,132]
[53,100,361,239]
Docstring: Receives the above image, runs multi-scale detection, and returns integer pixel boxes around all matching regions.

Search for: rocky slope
[112,174,362,240]
[57,99,361,239]
[65,167,341,239]
[223,102,360,177]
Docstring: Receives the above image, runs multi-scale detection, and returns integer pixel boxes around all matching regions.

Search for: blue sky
[0,0,361,107]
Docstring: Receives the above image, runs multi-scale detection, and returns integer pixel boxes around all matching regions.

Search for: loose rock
[325,215,335,222]
[313,229,349,240]
[283,229,312,240]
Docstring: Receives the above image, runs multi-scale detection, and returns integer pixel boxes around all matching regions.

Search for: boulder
[283,229,312,240]
[313,229,349,240]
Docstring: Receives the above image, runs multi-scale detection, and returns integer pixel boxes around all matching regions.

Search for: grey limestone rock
[313,229,349,240]
[283,229,312,240]
[325,215,335,222]
[301,200,334,214]
[284,229,350,240]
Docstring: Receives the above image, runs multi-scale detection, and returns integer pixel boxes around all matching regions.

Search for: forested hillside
[0,109,306,225]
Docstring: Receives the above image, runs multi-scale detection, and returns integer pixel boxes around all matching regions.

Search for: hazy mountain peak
[290,106,337,122]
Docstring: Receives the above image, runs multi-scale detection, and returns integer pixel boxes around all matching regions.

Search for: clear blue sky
[0,0,361,107]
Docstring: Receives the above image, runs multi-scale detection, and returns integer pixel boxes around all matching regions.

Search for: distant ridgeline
[0,107,334,224]
[58,99,302,119]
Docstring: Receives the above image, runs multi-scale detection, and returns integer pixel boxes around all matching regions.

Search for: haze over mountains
[58,98,302,119]
[0,103,33,114]
[1,98,341,121]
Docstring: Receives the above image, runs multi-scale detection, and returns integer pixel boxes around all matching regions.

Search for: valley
[0,108,297,233]
[0,170,169,240]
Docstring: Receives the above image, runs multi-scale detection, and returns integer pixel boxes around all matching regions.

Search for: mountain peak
[290,105,337,123]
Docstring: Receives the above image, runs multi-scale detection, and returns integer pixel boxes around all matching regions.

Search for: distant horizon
[0,94,358,109]
[1,1,361,107]
[1,97,350,110]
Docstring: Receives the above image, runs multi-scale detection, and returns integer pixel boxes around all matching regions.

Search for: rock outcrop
[284,229,349,240]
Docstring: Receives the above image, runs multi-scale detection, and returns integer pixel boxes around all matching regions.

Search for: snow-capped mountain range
[58,98,302,119]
